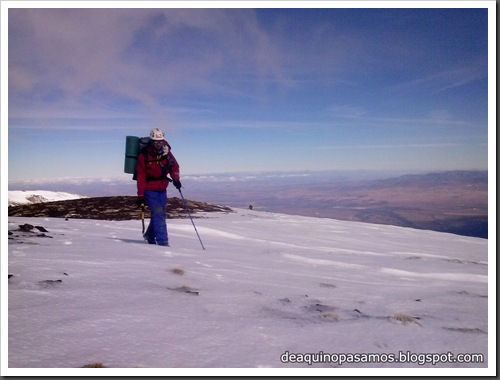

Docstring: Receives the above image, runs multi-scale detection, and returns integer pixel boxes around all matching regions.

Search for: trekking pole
[140,204,145,235]
[178,189,205,250]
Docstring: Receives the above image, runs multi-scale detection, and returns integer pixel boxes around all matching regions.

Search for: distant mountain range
[363,170,487,189]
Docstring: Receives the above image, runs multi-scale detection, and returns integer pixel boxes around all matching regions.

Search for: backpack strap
[133,140,173,182]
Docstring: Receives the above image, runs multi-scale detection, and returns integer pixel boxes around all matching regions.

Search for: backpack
[124,136,151,178]
[124,136,173,181]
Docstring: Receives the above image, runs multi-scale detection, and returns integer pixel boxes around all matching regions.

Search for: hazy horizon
[8,168,487,196]
[8,169,488,239]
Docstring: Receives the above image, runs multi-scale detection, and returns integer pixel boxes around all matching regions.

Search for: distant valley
[185,170,488,239]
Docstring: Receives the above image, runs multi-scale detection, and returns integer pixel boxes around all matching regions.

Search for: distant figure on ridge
[135,128,182,246]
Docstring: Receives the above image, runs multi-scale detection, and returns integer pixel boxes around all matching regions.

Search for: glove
[172,179,182,190]
[136,197,145,208]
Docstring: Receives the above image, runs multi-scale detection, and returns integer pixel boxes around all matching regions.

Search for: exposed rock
[26,194,49,204]
[8,196,232,221]
[18,224,35,232]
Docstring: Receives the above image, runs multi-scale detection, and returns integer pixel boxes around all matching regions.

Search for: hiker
[135,128,181,246]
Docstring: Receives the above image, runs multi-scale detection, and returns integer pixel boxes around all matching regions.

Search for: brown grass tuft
[320,311,340,321]
[392,313,421,326]
[82,362,106,368]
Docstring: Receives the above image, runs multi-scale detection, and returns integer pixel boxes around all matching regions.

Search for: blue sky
[4,2,493,182]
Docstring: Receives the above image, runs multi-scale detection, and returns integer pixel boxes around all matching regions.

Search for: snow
[4,208,493,376]
[8,190,86,206]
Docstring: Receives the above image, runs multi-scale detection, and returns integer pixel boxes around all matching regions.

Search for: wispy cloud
[313,142,462,150]
[390,60,487,95]
[9,9,290,126]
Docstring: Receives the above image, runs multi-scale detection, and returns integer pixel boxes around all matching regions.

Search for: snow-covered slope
[5,209,492,376]
[8,190,86,207]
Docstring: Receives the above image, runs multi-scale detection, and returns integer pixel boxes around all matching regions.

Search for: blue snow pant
[143,189,168,246]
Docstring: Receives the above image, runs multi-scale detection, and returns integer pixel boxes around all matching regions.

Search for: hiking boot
[143,232,155,244]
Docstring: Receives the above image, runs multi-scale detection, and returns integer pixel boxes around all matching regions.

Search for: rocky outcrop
[8,196,232,221]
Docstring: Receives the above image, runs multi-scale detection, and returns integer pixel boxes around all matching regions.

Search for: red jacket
[136,140,180,197]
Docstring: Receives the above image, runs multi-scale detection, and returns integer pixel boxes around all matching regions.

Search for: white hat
[150,128,164,141]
